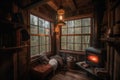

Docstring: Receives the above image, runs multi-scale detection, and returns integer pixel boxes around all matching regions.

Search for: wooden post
[13,28,21,80]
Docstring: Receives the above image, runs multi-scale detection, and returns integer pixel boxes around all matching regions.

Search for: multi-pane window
[30,14,51,56]
[61,18,91,51]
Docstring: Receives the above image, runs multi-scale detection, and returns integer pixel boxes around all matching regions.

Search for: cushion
[50,55,63,66]
[39,52,49,64]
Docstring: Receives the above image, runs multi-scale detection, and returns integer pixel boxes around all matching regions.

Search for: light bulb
[59,15,63,20]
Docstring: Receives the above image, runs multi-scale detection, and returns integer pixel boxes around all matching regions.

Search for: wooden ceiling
[24,0,93,21]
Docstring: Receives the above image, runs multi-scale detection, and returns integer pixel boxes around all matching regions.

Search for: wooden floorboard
[48,70,93,80]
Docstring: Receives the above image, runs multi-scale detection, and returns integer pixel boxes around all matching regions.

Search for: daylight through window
[61,18,91,51]
[30,14,51,56]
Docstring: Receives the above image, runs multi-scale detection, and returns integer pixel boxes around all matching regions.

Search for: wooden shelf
[0,19,30,53]
[0,45,29,53]
[59,50,85,55]
[0,19,29,26]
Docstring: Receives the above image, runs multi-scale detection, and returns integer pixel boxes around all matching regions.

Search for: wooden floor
[49,70,93,80]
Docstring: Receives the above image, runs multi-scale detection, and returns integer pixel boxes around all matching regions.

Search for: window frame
[60,18,92,52]
[30,14,51,57]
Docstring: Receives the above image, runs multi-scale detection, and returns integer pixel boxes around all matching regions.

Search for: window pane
[68,36,74,43]
[75,19,81,27]
[39,28,44,34]
[49,45,50,52]
[62,21,67,28]
[68,28,74,34]
[82,36,90,43]
[47,45,50,52]
[74,27,81,34]
[45,29,50,34]
[82,43,88,51]
[61,42,67,49]
[86,44,90,48]
[44,21,50,28]
[61,36,66,42]
[75,36,81,43]
[62,28,67,34]
[30,15,38,25]
[81,27,90,34]
[40,46,45,53]
[46,37,50,44]
[39,18,44,27]
[30,14,51,57]
[81,18,90,26]
[31,46,39,56]
[82,43,90,51]
[30,25,38,34]
[40,36,46,45]
[67,20,74,27]
[88,26,91,33]
[74,44,81,51]
[60,18,91,51]
[39,46,42,53]
[30,36,39,46]
[67,44,73,50]
[86,36,90,43]
[30,14,33,24]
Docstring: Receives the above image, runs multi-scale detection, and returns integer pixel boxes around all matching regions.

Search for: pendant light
[57,0,65,26]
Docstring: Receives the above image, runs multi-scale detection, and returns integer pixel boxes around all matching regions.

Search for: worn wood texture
[50,71,92,80]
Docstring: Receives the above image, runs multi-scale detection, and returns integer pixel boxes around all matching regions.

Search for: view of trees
[61,18,91,51]
[30,14,51,56]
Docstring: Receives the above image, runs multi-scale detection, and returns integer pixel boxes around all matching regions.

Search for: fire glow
[88,55,99,63]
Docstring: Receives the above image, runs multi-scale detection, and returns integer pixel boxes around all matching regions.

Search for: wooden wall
[0,0,119,80]
[0,0,30,80]
[99,0,120,80]
[0,54,13,80]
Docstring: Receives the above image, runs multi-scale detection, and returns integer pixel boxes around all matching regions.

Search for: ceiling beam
[65,13,93,21]
[47,0,58,11]
[23,0,51,9]
[66,0,76,11]
[30,9,54,22]
[65,6,93,18]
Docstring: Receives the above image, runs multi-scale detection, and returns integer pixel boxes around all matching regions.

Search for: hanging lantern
[57,3,65,26]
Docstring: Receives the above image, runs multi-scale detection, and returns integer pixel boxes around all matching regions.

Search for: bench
[31,64,52,80]
[30,57,53,80]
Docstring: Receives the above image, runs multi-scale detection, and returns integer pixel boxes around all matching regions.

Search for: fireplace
[85,47,106,68]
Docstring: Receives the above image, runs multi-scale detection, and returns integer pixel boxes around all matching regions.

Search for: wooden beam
[47,0,58,11]
[65,13,93,21]
[23,0,50,9]
[66,0,76,11]
[30,9,54,22]
[65,5,93,19]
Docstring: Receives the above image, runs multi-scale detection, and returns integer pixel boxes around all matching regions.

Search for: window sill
[59,50,85,55]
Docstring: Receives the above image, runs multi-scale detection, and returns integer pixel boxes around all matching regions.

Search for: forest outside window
[30,14,51,57]
[61,18,91,51]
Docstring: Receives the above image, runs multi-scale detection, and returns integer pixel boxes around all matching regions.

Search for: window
[30,14,51,56]
[61,18,91,51]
